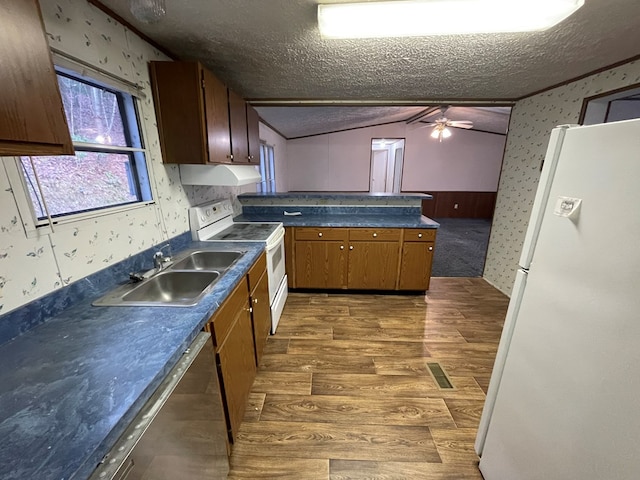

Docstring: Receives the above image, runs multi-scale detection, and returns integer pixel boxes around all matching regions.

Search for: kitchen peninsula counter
[236,192,439,229]
[238,193,439,291]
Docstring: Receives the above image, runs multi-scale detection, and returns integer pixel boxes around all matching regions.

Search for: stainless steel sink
[93,270,220,307]
[122,270,220,305]
[92,248,246,307]
[170,250,243,271]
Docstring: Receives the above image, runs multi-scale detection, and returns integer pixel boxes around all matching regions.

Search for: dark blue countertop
[235,213,439,229]
[0,241,264,480]
[238,192,432,201]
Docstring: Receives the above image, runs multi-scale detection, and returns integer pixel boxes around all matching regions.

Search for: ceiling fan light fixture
[430,124,452,142]
[129,0,166,24]
[317,0,584,38]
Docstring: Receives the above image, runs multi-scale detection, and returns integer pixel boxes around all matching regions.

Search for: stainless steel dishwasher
[90,332,229,480]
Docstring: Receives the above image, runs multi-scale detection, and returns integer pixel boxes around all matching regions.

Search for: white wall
[0,0,237,316]
[403,127,505,191]
[286,123,505,192]
[259,122,289,192]
[484,58,640,295]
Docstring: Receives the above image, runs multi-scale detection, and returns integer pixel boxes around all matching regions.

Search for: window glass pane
[57,75,128,147]
[20,153,140,219]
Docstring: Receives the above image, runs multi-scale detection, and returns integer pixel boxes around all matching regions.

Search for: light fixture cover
[318,0,584,38]
[129,0,166,23]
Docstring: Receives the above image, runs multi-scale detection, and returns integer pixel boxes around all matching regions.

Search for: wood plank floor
[228,278,509,479]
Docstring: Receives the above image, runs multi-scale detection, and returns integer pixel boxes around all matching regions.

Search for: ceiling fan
[420,106,474,141]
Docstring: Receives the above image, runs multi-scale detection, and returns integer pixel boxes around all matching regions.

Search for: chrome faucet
[153,244,173,271]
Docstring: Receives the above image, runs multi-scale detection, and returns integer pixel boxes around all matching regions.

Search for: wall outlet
[454,203,459,209]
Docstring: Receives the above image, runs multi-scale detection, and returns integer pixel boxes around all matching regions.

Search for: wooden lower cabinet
[294,240,348,289]
[288,227,437,291]
[208,277,256,444]
[247,252,271,365]
[348,241,399,289]
[398,241,435,290]
[398,228,436,290]
[284,227,295,288]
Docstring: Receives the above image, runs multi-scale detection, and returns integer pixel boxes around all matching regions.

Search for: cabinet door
[284,227,295,287]
[294,240,347,289]
[216,306,256,443]
[0,0,73,156]
[398,242,434,290]
[348,241,399,290]
[150,61,208,164]
[246,104,260,164]
[202,68,231,164]
[250,270,271,366]
[228,89,249,164]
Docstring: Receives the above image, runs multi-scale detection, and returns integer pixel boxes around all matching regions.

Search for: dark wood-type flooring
[228,278,509,479]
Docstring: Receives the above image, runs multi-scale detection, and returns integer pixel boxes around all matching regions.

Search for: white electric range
[189,200,288,333]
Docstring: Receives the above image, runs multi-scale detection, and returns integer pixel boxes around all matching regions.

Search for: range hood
[179,164,262,186]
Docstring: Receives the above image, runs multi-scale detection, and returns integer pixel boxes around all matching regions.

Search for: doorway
[581,84,640,125]
[369,138,405,193]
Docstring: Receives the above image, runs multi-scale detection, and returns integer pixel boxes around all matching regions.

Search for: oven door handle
[265,227,285,251]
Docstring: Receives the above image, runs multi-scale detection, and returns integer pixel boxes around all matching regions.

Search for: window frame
[4,60,156,237]
[258,142,276,193]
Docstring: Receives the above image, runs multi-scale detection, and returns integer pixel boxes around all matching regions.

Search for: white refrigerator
[475,118,640,480]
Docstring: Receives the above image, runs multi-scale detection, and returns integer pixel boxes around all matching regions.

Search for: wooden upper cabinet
[150,61,230,164]
[227,89,250,164]
[203,68,232,163]
[0,0,73,156]
[246,105,260,164]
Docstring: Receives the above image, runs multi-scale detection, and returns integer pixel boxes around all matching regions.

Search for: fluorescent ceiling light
[317,0,584,38]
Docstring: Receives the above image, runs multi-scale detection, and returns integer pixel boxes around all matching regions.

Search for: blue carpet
[432,218,492,277]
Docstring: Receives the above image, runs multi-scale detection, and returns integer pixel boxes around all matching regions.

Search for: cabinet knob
[428,246,433,251]
[227,154,234,160]
[253,298,258,304]
[418,233,423,238]
[318,232,323,237]
[373,233,377,237]
[340,245,344,250]
[349,245,354,250]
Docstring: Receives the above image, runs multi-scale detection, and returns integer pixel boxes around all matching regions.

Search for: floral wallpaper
[0,0,232,316]
[484,59,640,295]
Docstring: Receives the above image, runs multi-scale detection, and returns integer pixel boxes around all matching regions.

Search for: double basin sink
[93,250,245,307]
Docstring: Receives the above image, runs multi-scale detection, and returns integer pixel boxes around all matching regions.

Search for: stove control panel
[189,199,234,231]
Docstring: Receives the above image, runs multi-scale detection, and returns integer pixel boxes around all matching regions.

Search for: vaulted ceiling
[97,0,640,136]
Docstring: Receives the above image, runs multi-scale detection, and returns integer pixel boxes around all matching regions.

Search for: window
[17,70,152,222]
[258,143,276,193]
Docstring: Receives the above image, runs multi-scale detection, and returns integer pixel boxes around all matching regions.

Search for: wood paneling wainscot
[421,191,497,219]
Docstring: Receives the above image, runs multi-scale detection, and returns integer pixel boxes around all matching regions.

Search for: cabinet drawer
[295,227,348,241]
[349,228,401,241]
[210,278,249,347]
[247,251,267,293]
[403,228,437,242]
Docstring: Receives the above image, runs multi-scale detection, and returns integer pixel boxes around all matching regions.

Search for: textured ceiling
[96,0,640,136]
